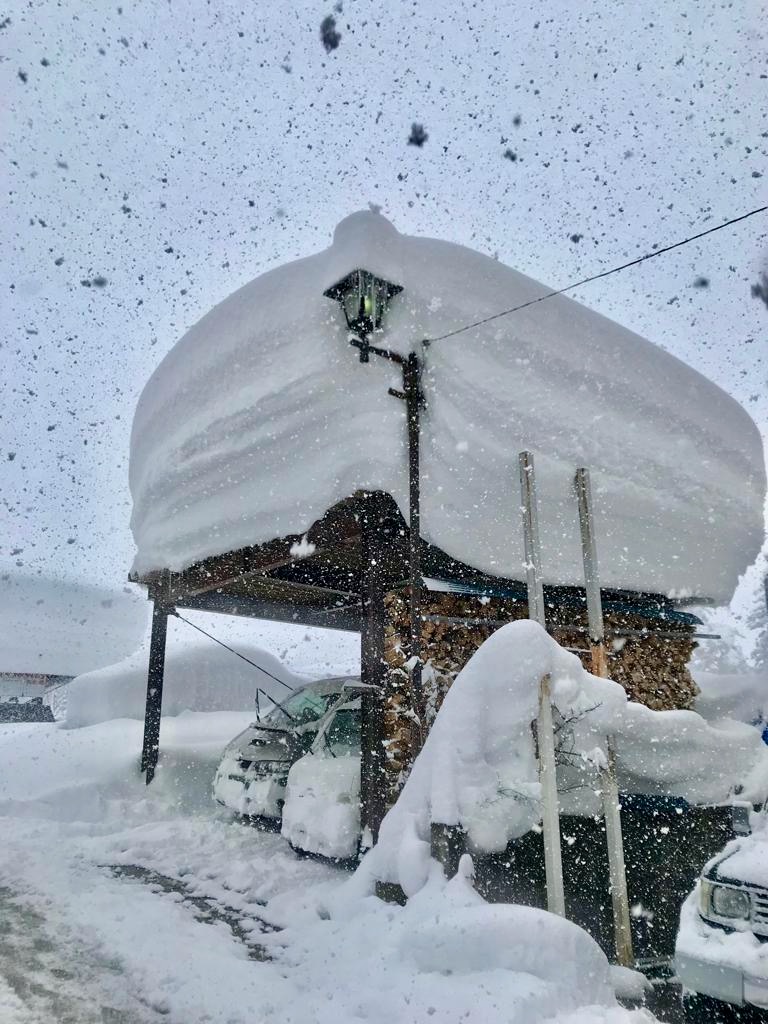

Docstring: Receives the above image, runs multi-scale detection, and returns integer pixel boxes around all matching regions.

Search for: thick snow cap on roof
[130,211,765,602]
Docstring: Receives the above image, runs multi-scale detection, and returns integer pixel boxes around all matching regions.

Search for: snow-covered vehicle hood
[219,722,293,765]
[129,211,765,603]
[708,827,768,890]
[281,751,361,860]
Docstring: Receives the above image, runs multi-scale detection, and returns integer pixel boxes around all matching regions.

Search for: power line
[426,204,768,344]
[172,611,295,692]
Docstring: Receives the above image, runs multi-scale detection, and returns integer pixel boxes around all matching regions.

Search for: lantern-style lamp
[324,269,402,362]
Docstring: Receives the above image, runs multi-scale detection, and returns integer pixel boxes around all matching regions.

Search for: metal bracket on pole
[575,467,634,967]
[519,451,565,918]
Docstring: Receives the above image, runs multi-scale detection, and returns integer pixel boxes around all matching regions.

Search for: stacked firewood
[379,588,698,795]
[383,588,698,713]
[549,606,699,711]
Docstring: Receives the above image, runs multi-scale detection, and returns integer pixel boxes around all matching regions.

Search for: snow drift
[694,669,768,725]
[0,711,254,820]
[361,620,768,896]
[65,641,302,728]
[0,714,645,1024]
[129,211,764,602]
[286,858,634,1024]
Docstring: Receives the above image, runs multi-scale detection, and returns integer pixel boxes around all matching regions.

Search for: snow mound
[129,210,764,602]
[362,620,768,896]
[65,641,302,728]
[278,858,645,1024]
[281,751,360,859]
[400,895,609,996]
[694,668,768,725]
[0,711,254,821]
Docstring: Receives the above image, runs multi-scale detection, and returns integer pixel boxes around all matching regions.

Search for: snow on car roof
[300,676,361,696]
[129,211,765,602]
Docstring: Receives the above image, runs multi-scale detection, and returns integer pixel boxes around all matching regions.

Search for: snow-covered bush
[360,620,768,897]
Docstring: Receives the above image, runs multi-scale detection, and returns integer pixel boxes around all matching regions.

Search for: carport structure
[131,493,390,829]
[126,210,765,845]
[130,488,704,841]
[132,490,505,836]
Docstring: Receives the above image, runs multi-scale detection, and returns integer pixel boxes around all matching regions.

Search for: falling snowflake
[320,15,341,53]
[408,123,428,147]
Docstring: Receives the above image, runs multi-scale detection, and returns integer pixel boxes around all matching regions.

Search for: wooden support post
[404,352,424,725]
[430,822,464,878]
[575,467,634,967]
[518,451,566,918]
[141,600,171,784]
[359,494,388,846]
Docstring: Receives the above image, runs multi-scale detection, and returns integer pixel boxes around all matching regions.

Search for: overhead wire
[171,611,295,692]
[425,204,768,344]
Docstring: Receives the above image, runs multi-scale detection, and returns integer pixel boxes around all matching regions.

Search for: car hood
[223,724,293,763]
[710,828,768,889]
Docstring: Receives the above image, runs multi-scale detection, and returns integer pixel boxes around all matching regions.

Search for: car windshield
[263,688,336,730]
[324,706,362,756]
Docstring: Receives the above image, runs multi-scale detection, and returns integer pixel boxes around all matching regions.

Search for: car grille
[237,758,288,776]
[752,889,768,934]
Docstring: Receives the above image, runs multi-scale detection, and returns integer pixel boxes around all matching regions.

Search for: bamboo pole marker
[575,467,634,967]
[519,451,566,918]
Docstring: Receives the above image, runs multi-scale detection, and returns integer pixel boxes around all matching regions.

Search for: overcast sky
[2,0,766,595]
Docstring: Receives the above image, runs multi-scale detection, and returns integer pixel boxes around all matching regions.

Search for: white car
[281,694,362,861]
[676,810,768,1021]
[213,678,358,822]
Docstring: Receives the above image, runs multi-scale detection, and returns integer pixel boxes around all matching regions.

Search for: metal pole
[575,467,634,966]
[519,451,546,628]
[404,352,424,726]
[518,450,565,917]
[141,600,171,784]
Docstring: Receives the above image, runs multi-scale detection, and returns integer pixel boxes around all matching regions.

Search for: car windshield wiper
[256,687,297,723]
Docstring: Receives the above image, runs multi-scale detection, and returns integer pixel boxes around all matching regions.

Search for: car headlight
[699,878,713,916]
[700,879,751,921]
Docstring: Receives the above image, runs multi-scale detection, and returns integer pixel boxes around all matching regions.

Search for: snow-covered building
[0,574,149,713]
[128,211,765,835]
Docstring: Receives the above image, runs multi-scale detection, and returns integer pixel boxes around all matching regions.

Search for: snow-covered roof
[0,574,148,677]
[130,211,765,603]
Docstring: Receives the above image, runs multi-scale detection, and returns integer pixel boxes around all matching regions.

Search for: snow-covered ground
[5,619,768,1021]
[0,710,654,1024]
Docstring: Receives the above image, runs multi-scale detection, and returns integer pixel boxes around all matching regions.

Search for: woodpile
[380,588,698,788]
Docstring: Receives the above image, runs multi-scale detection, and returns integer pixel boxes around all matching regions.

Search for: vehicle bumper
[676,952,768,1011]
[212,769,285,819]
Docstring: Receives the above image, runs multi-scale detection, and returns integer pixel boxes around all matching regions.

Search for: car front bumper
[676,951,768,1011]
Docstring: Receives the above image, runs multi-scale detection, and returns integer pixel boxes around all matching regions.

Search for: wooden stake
[575,467,634,967]
[519,451,565,918]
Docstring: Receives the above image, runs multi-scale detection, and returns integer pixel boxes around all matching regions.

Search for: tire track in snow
[105,865,278,961]
[0,885,162,1024]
